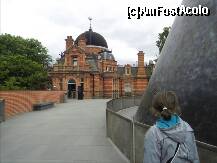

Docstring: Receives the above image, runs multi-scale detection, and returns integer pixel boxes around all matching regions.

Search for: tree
[0,34,52,90]
[0,34,52,68]
[156,27,171,54]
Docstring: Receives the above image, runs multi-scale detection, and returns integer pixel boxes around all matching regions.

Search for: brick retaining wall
[0,91,66,119]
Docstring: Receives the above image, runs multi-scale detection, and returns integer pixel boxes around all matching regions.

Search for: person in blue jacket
[143,91,200,163]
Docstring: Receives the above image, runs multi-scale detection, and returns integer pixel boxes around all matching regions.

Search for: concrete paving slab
[0,99,129,163]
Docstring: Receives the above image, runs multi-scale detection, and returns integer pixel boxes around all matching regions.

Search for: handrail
[196,141,217,152]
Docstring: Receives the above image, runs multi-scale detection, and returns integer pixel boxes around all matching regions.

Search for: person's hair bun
[160,108,172,120]
[151,91,181,120]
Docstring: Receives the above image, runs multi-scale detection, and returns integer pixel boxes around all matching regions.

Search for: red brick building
[49,27,149,99]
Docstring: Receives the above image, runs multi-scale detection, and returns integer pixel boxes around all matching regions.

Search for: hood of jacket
[156,116,193,143]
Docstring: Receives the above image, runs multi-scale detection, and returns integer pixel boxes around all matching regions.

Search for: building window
[126,68,130,74]
[72,57,78,66]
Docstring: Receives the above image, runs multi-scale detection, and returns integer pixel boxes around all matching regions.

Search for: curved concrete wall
[107,96,142,112]
[107,109,133,162]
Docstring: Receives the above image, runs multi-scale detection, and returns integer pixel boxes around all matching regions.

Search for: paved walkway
[0,99,129,163]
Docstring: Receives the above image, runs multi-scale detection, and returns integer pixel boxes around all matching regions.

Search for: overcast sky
[1,0,183,65]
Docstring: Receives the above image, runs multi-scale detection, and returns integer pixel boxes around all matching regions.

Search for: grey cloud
[104,26,159,56]
[2,0,180,64]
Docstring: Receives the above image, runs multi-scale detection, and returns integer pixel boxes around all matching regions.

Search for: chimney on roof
[137,51,146,77]
[65,36,74,50]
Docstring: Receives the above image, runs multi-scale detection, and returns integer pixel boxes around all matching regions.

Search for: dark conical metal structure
[135,0,217,146]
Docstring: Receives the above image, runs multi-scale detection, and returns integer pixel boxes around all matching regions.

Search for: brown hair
[151,91,181,120]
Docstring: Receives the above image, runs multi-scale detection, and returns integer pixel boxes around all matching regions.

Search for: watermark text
[128,5,210,19]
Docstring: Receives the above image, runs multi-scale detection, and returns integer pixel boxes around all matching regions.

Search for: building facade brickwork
[0,91,65,118]
[49,28,150,99]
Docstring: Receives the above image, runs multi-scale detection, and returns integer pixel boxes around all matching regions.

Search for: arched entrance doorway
[68,79,76,98]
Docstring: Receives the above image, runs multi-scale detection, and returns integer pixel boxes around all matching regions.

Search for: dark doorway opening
[77,85,84,100]
[68,79,76,98]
